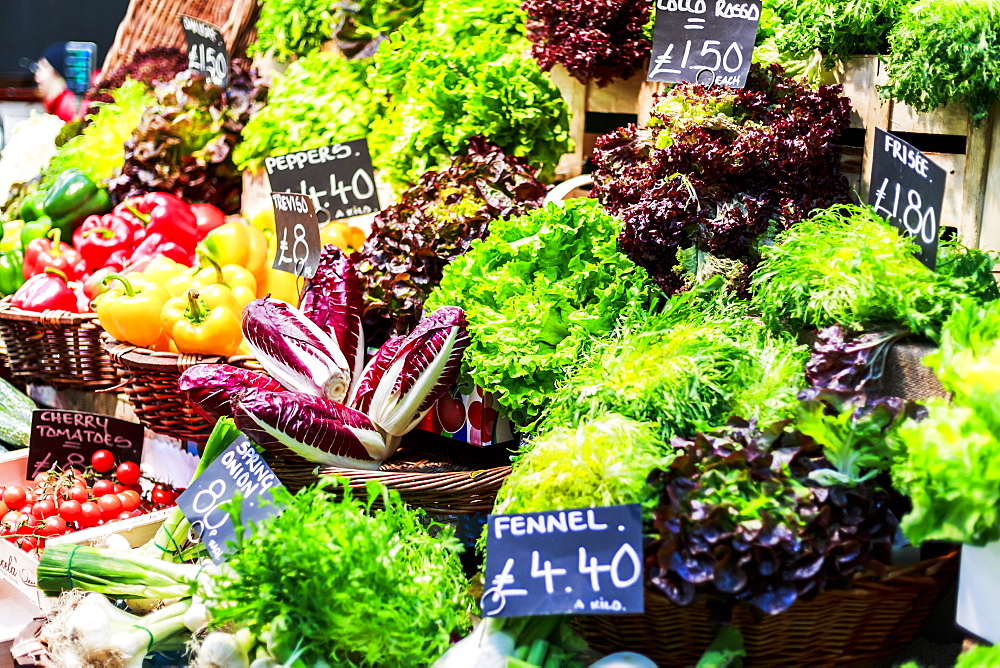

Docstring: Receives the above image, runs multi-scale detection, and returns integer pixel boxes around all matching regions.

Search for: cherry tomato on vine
[37,516,67,537]
[97,494,122,519]
[91,450,115,473]
[58,500,83,524]
[79,502,102,528]
[115,461,141,487]
[92,479,115,498]
[151,485,180,506]
[2,486,26,510]
[117,490,141,513]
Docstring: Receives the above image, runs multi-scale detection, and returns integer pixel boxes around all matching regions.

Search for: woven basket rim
[322,463,513,485]
[0,296,97,326]
[101,334,249,371]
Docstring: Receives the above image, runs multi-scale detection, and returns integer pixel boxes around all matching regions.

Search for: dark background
[0,0,130,83]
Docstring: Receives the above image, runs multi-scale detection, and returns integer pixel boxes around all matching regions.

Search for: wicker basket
[103,336,260,444]
[575,552,957,667]
[0,298,117,389]
[268,434,513,514]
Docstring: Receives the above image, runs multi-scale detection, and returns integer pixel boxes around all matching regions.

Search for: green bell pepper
[41,169,112,237]
[0,249,24,296]
[18,191,46,222]
[20,217,52,251]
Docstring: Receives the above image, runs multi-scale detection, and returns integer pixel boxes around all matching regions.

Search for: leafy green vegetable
[334,0,424,56]
[494,413,669,515]
[751,205,996,340]
[891,399,1000,546]
[418,0,525,45]
[370,25,570,189]
[883,0,1000,125]
[541,286,807,441]
[955,644,1000,668]
[42,79,153,186]
[235,52,375,171]
[426,198,653,425]
[772,0,909,65]
[248,0,336,63]
[206,480,472,667]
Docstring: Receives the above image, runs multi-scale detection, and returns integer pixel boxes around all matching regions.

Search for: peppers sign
[270,191,321,279]
[177,436,285,564]
[265,139,381,224]
[180,15,229,88]
[28,409,144,480]
[868,128,945,270]
[648,0,762,87]
[482,504,645,618]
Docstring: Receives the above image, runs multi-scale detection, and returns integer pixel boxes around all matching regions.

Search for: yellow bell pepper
[192,257,257,309]
[255,267,302,307]
[198,220,269,285]
[161,288,242,357]
[1,221,24,252]
[94,274,168,348]
[139,257,185,288]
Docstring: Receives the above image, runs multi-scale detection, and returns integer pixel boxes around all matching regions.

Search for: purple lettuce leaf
[177,363,285,422]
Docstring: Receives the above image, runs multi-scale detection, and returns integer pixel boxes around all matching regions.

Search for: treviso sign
[482,504,645,618]
[270,191,321,279]
[647,0,762,87]
[868,128,945,269]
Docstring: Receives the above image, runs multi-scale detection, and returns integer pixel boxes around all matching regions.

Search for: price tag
[265,139,381,224]
[868,128,945,269]
[28,410,144,479]
[647,0,761,87]
[64,42,97,95]
[176,436,285,564]
[180,15,229,88]
[482,504,644,618]
[270,191,321,278]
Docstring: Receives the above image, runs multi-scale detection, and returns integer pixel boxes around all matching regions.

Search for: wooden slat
[585,70,644,116]
[550,65,587,179]
[889,101,971,137]
[825,55,878,130]
[976,103,1000,252]
[860,60,891,202]
[925,152,967,243]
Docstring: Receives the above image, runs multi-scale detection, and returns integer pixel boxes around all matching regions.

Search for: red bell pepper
[190,203,226,239]
[72,214,134,271]
[84,267,115,300]
[11,268,79,313]
[23,230,85,281]
[128,232,195,269]
[104,249,130,273]
[126,193,198,252]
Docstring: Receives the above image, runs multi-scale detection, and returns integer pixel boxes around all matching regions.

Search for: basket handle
[544,174,594,206]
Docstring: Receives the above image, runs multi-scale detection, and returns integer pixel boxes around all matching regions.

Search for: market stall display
[2,0,1000,665]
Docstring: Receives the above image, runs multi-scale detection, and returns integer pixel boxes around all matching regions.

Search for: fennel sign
[180,15,229,88]
[647,0,762,87]
[482,504,644,618]
[177,437,285,564]
[266,139,381,223]
[27,410,144,480]
[270,191,322,279]
[868,128,945,270]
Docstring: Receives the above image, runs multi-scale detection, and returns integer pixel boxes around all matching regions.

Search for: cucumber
[0,378,34,448]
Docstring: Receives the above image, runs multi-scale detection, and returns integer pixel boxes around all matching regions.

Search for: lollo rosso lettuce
[354,137,547,347]
[592,64,851,296]
[426,198,655,426]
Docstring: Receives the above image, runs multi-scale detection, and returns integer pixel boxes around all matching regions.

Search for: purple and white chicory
[233,387,387,469]
[242,297,352,403]
[177,364,285,422]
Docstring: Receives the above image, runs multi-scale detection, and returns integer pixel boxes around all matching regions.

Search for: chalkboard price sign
[265,139,381,224]
[180,15,229,88]
[28,410,144,479]
[647,0,762,87]
[482,504,644,618]
[176,436,285,564]
[868,128,945,269]
[270,191,321,278]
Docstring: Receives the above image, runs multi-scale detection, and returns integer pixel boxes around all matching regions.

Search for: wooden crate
[550,66,644,179]
[0,450,172,607]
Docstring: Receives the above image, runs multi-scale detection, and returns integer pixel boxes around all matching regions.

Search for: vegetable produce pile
[234,52,375,171]
[82,47,189,118]
[427,198,654,425]
[370,25,571,188]
[248,0,338,62]
[523,0,653,86]
[355,137,547,346]
[109,64,266,215]
[771,0,908,66]
[593,64,851,295]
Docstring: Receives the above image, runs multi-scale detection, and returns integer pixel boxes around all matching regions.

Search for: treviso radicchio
[301,245,366,395]
[234,387,387,469]
[366,307,470,440]
[242,298,352,403]
[177,364,285,422]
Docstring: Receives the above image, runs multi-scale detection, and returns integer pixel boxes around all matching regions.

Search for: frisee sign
[482,504,645,618]
[270,191,321,278]
[868,128,945,269]
[28,410,144,479]
[177,437,285,564]
[180,15,229,88]
[648,0,762,87]
[265,139,381,224]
